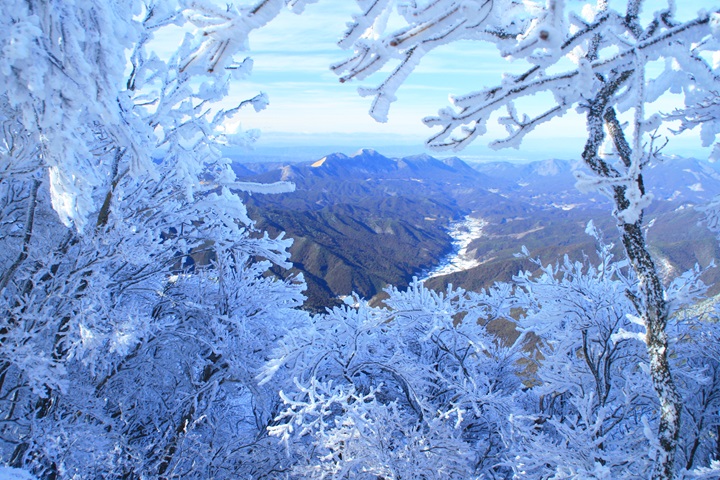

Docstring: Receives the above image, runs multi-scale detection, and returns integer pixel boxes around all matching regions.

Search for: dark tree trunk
[580,77,682,479]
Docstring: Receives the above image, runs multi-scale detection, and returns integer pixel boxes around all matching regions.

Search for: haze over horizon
[227,132,712,165]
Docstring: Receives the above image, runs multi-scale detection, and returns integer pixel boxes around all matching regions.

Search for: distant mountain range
[233,149,720,310]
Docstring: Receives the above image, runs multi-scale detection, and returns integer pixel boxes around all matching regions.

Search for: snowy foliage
[511,233,656,477]
[262,234,720,478]
[3,1,720,478]
[334,2,720,477]
[506,229,720,478]
[263,280,525,478]
[0,467,36,480]
[0,1,313,477]
[0,0,313,231]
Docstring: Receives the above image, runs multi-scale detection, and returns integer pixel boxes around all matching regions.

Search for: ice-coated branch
[335,1,717,158]
[0,0,312,230]
[0,2,311,476]
[425,11,715,152]
[330,3,720,477]
[333,0,526,122]
[0,178,39,293]
[668,91,720,161]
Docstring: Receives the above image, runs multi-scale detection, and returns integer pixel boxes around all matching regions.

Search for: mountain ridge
[232,150,720,309]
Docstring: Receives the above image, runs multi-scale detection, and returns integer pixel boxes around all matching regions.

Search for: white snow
[668,190,682,201]
[421,215,487,280]
[0,467,37,480]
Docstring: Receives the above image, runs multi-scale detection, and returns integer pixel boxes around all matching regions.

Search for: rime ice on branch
[0,1,311,477]
[333,1,720,478]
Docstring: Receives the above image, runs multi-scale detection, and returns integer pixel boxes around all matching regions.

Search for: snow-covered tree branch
[333,1,720,478]
[0,1,312,477]
[263,280,524,478]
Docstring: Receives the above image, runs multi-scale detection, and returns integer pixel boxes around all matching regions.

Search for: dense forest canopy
[1,1,719,479]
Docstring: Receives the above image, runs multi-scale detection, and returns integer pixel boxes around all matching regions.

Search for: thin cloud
[220,2,709,159]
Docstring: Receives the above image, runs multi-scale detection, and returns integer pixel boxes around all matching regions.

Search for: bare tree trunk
[156,351,224,478]
[621,221,681,480]
[0,178,40,292]
[581,79,682,479]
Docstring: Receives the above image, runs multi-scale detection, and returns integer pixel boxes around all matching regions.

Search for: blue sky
[217,1,713,162]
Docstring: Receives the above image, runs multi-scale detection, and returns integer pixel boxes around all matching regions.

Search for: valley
[419,215,487,280]
[233,150,720,310]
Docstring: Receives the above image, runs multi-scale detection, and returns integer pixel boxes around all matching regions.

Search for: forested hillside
[237,152,720,310]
